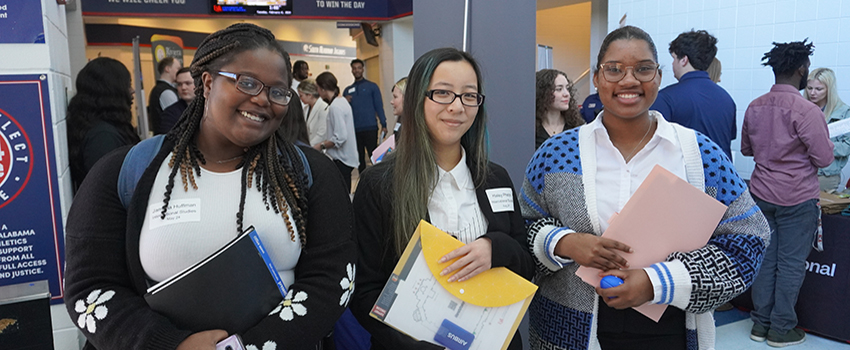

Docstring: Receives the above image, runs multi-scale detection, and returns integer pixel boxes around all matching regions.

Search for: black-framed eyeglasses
[425,89,485,107]
[598,62,660,83]
[216,71,293,106]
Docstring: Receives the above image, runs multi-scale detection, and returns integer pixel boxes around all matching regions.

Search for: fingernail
[438,257,446,263]
[440,270,447,276]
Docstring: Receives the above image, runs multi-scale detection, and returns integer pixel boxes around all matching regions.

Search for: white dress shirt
[427,148,488,244]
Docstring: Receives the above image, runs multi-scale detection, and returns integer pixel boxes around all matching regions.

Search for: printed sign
[81,0,412,19]
[0,1,45,44]
[150,34,184,80]
[0,74,65,302]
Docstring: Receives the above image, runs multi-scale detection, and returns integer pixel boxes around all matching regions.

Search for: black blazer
[350,159,534,350]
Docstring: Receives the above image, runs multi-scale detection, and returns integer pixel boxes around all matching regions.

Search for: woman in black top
[350,47,534,350]
[535,69,584,149]
[67,57,140,191]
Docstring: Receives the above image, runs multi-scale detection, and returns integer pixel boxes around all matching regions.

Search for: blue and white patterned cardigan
[520,114,769,350]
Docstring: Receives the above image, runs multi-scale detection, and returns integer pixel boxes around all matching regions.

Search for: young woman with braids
[349,48,535,349]
[67,57,140,191]
[63,23,356,350]
[535,69,585,149]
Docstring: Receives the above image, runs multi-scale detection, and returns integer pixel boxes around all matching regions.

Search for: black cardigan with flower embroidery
[63,138,356,350]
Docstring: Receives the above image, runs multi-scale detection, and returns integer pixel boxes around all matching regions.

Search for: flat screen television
[211,0,292,16]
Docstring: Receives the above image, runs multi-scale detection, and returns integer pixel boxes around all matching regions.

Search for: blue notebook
[145,226,287,334]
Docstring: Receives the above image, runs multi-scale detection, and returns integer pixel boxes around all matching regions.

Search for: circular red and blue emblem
[0,107,34,209]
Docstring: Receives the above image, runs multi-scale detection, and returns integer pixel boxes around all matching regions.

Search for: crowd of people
[64,22,844,350]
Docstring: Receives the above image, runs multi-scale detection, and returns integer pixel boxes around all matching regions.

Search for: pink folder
[575,165,727,322]
[370,134,395,164]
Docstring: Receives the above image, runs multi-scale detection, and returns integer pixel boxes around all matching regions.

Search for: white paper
[376,249,525,350]
[828,118,850,138]
[485,188,514,213]
[148,198,201,230]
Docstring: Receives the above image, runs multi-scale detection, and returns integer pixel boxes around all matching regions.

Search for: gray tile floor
[715,318,850,350]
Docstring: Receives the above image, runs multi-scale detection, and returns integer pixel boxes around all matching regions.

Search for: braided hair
[162,23,309,245]
[761,39,814,77]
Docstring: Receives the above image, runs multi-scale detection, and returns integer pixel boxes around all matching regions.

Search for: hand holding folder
[575,166,727,322]
[370,221,537,350]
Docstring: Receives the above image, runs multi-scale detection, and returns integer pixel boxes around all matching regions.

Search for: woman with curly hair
[535,69,584,149]
[67,57,140,191]
[64,23,355,350]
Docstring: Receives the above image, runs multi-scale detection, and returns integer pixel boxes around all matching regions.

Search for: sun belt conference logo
[0,107,34,209]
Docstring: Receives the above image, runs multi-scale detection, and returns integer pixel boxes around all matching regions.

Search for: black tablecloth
[732,213,850,342]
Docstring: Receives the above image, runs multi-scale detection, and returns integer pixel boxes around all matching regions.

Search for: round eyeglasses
[425,89,485,107]
[216,71,293,106]
[598,63,660,83]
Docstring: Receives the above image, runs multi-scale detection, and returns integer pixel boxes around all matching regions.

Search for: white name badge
[348,87,356,94]
[148,198,201,230]
[485,188,514,213]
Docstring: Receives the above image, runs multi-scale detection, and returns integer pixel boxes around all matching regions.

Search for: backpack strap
[118,136,312,209]
[292,145,313,189]
[118,135,165,209]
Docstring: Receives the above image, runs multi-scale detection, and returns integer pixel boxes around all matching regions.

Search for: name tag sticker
[348,87,356,94]
[485,188,514,213]
[434,319,474,350]
[148,198,201,230]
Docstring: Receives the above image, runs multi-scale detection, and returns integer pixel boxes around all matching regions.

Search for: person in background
[742,39,833,348]
[535,69,584,149]
[279,88,310,146]
[580,91,603,123]
[804,67,850,192]
[63,23,355,350]
[159,67,195,135]
[389,77,408,138]
[707,57,722,83]
[522,26,768,350]
[351,47,534,350]
[67,57,141,192]
[651,30,737,159]
[298,79,329,148]
[292,60,309,92]
[148,56,182,135]
[344,59,387,174]
[316,71,359,191]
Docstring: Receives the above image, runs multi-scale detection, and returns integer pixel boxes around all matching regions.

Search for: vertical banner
[150,34,184,80]
[0,0,45,44]
[0,74,65,302]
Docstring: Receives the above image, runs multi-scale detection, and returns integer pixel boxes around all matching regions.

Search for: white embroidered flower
[246,341,277,350]
[339,263,355,307]
[269,290,307,321]
[73,289,115,333]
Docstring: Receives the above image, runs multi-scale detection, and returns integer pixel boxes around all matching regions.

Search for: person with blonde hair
[706,57,722,83]
[805,67,850,191]
[389,77,408,138]
[298,78,329,148]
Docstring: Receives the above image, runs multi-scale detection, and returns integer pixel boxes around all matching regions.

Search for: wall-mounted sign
[81,0,412,20]
[0,74,65,303]
[0,1,46,44]
[280,42,356,59]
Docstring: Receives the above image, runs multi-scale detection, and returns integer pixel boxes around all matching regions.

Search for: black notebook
[144,226,287,334]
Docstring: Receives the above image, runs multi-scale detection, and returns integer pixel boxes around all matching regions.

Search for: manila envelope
[575,165,727,321]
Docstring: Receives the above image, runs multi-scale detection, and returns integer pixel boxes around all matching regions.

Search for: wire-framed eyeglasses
[425,89,485,107]
[216,71,293,106]
[598,62,660,83]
